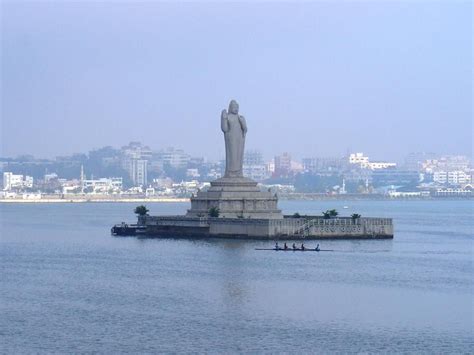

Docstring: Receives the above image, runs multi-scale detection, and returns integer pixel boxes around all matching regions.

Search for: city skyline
[2,1,472,161]
[1,139,470,167]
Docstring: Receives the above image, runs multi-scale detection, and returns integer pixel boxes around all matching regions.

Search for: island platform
[112,215,393,239]
[111,100,393,240]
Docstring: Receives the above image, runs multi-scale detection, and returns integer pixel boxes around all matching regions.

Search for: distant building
[244,150,264,165]
[120,142,152,186]
[266,160,275,174]
[155,147,190,169]
[82,177,123,193]
[372,170,420,187]
[121,141,153,160]
[434,187,472,197]
[433,171,471,185]
[261,183,296,194]
[423,155,471,173]
[3,172,33,191]
[349,153,396,170]
[243,151,268,181]
[243,164,268,181]
[349,153,370,168]
[44,173,58,182]
[302,157,345,173]
[130,159,148,186]
[186,168,200,178]
[274,153,292,177]
[404,152,438,171]
[207,169,222,180]
[24,176,34,188]
[368,162,397,170]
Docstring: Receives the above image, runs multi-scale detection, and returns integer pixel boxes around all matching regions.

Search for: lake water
[1,200,473,353]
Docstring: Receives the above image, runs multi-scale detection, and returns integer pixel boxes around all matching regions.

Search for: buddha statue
[220,100,247,178]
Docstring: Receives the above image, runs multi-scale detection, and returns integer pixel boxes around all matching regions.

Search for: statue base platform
[186,177,283,219]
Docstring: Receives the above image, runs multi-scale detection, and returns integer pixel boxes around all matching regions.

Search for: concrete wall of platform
[142,215,393,239]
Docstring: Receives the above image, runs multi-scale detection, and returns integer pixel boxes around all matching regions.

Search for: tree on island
[134,205,149,216]
[293,212,301,218]
[322,209,338,219]
[351,213,362,220]
[209,207,220,218]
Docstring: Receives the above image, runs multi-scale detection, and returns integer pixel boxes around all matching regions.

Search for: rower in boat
[315,244,320,251]
[284,242,288,250]
[292,243,297,250]
[301,243,305,251]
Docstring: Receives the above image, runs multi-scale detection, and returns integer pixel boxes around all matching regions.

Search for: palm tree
[134,205,149,216]
[322,209,338,219]
[322,211,331,219]
[351,213,361,220]
[209,207,220,218]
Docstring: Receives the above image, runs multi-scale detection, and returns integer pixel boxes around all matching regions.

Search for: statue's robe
[222,114,246,177]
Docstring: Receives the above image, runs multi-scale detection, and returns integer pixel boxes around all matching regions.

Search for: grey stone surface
[143,215,394,239]
[221,100,246,178]
[186,176,282,218]
[187,100,283,219]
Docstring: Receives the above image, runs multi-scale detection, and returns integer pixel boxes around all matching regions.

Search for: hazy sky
[1,1,472,162]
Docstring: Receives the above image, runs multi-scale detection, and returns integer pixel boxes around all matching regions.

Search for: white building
[82,177,123,193]
[132,159,147,186]
[433,171,471,185]
[368,162,397,170]
[423,155,471,174]
[349,153,370,168]
[120,142,152,186]
[3,172,33,191]
[349,153,396,170]
[186,168,200,178]
[123,159,148,186]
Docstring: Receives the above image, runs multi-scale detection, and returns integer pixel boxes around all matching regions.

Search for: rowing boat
[255,248,333,252]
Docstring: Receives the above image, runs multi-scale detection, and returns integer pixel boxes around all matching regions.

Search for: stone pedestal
[186,177,283,219]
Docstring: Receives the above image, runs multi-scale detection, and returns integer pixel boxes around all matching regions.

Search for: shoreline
[0,197,190,203]
[0,196,472,203]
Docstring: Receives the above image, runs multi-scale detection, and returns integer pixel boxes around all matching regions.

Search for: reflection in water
[218,240,249,306]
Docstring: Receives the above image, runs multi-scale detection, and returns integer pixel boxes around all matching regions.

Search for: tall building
[274,153,292,177]
[243,150,268,181]
[121,142,152,186]
[155,147,190,169]
[121,142,152,160]
[128,159,148,186]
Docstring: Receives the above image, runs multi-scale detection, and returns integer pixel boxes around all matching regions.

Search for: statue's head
[228,100,239,114]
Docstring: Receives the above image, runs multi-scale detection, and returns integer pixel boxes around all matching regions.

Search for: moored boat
[111,223,146,236]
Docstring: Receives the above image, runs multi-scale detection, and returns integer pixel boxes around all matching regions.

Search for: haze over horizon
[1,1,472,162]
